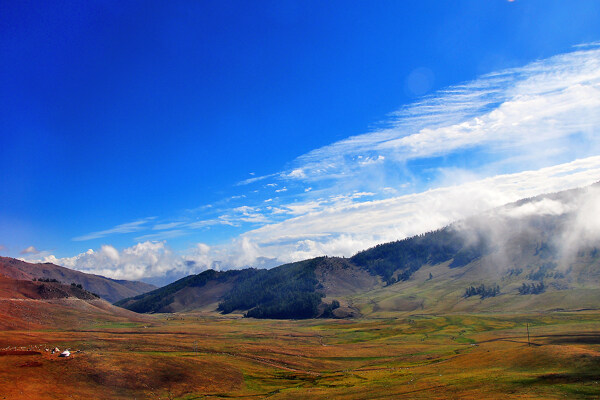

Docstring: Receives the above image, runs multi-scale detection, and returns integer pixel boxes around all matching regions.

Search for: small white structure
[59,350,70,357]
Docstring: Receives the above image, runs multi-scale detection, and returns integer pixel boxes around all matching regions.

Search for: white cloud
[40,240,266,281]
[282,200,324,216]
[42,241,187,281]
[101,244,120,262]
[20,246,40,255]
[286,168,306,179]
[229,206,271,224]
[502,198,572,219]
[358,155,385,166]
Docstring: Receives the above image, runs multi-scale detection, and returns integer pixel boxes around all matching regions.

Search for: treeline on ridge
[218,258,325,319]
[114,269,257,313]
[351,227,487,285]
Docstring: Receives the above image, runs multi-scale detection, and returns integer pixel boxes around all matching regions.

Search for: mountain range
[2,183,598,320]
[116,183,600,318]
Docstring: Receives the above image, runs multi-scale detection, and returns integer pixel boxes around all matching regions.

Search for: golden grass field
[0,309,599,399]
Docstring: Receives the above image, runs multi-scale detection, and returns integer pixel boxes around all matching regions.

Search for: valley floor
[0,311,599,399]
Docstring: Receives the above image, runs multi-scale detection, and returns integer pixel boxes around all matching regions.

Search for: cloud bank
[42,242,184,281]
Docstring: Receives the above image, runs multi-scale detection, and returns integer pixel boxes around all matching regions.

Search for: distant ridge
[0,257,156,303]
[0,273,148,330]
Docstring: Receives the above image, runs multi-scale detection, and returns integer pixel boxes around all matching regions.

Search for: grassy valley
[0,311,599,399]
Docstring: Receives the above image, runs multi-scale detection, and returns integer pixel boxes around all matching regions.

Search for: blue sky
[2,1,600,283]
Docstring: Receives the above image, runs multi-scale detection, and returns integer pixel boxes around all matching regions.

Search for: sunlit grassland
[0,312,599,399]
[345,259,600,317]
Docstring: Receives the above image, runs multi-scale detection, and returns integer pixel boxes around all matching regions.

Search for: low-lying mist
[450,183,600,276]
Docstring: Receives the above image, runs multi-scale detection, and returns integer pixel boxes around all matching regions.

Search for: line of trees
[116,269,254,313]
[463,284,500,299]
[518,282,545,295]
[506,268,523,277]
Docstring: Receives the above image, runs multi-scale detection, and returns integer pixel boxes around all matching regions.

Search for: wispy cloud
[228,206,271,224]
[152,222,185,231]
[278,44,600,185]
[72,218,155,241]
[186,218,234,229]
[236,173,279,186]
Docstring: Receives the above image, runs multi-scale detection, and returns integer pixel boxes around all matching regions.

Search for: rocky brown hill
[0,257,156,303]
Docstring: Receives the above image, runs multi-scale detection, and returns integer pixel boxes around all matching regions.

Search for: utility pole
[527,323,530,347]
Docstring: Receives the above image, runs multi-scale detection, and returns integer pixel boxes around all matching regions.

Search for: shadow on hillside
[534,373,599,384]
[542,333,600,345]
